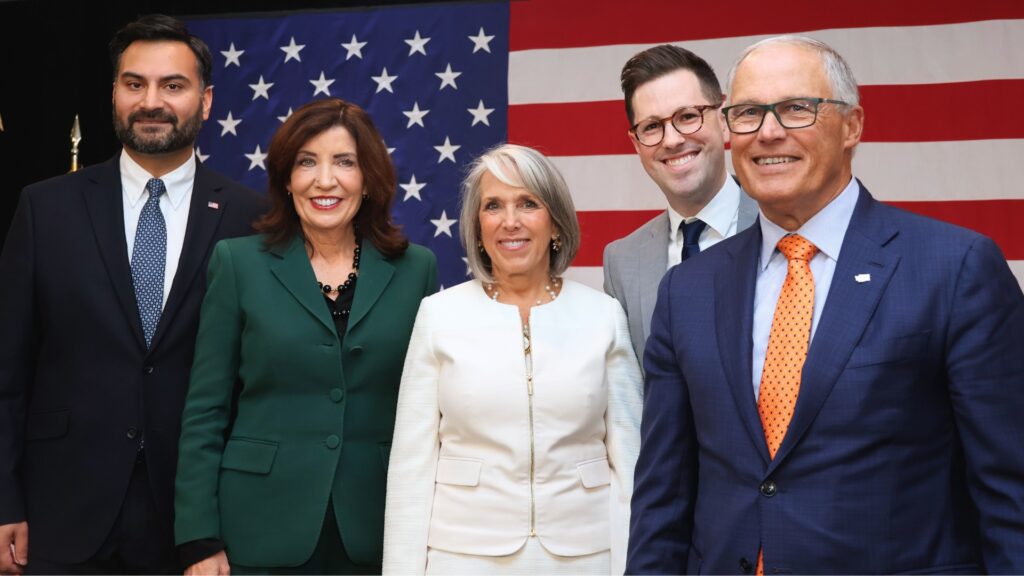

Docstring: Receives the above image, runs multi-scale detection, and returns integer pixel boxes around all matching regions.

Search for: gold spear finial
[70,114,82,172]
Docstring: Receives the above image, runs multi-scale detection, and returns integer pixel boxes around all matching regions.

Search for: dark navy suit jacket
[0,155,264,563]
[627,183,1024,574]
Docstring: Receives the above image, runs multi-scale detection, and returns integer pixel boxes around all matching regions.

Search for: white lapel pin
[855,273,871,283]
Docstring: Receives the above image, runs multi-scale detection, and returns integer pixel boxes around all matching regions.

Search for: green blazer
[174,233,437,568]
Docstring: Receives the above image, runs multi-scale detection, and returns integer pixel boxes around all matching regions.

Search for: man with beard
[0,14,263,574]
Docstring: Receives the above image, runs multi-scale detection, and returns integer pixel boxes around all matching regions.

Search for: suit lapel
[150,163,227,350]
[768,185,900,470]
[637,213,669,343]
[81,156,146,349]
[348,241,394,331]
[715,224,771,465]
[270,236,335,334]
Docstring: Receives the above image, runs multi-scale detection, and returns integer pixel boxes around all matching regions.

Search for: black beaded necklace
[317,242,361,296]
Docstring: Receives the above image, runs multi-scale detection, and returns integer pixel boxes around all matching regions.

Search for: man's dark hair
[620,44,723,124]
[109,14,213,88]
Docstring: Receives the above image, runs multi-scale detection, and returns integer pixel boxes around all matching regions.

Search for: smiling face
[287,125,364,239]
[478,170,556,285]
[630,69,728,217]
[729,43,863,230]
[112,40,211,164]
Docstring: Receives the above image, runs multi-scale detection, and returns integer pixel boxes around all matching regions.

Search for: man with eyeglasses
[604,45,757,367]
[628,35,1024,574]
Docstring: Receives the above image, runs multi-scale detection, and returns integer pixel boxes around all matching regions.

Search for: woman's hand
[184,550,230,576]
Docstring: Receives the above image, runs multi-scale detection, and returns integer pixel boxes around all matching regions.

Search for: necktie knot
[146,178,166,199]
[777,234,818,262]
[679,219,707,262]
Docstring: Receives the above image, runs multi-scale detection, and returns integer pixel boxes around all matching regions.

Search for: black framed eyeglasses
[629,104,721,147]
[721,97,848,134]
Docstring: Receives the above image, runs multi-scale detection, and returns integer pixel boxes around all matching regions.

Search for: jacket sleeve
[605,298,644,575]
[0,189,36,524]
[626,268,697,574]
[423,248,439,298]
[174,240,243,546]
[382,298,441,575]
[603,242,621,301]
[945,236,1024,572]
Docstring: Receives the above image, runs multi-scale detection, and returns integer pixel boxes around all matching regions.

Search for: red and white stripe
[507,0,1024,289]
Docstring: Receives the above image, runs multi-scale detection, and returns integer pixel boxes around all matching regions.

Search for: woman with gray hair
[382,144,643,575]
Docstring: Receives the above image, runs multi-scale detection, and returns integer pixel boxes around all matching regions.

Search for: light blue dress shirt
[751,177,860,400]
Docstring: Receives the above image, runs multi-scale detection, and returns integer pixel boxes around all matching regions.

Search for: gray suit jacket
[603,183,757,367]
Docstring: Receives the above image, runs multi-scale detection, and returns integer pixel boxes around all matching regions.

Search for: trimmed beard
[113,106,203,155]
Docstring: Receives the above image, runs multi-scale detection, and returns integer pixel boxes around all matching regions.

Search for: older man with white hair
[627,35,1024,575]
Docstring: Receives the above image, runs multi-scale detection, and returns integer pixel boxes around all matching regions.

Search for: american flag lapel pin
[855,273,871,283]
[208,201,220,210]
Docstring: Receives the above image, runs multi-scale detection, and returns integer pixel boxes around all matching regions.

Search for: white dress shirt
[383,279,643,575]
[121,150,195,306]
[666,175,742,268]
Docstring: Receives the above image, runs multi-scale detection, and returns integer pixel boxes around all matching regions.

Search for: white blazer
[383,279,643,575]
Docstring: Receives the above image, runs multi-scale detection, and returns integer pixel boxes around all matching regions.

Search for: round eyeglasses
[629,104,721,147]
[721,97,848,134]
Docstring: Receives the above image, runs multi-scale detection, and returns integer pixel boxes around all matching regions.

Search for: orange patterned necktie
[756,233,818,576]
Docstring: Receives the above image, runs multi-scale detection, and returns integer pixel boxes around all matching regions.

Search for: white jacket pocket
[576,456,611,488]
[435,456,483,486]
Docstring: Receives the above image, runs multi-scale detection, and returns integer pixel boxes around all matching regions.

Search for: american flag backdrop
[186,1,1024,291]
[187,3,508,288]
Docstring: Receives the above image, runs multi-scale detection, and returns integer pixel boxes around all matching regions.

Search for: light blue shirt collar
[758,177,860,271]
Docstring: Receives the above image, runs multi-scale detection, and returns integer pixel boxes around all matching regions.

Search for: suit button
[760,479,777,497]
[740,557,752,574]
[126,427,138,440]
[143,366,154,374]
[350,345,363,356]
[325,435,340,449]
[329,388,343,403]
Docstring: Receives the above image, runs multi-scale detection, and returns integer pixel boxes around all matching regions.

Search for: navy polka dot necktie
[680,219,707,262]
[132,178,167,349]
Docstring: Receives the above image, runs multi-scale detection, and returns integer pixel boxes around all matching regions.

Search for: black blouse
[322,276,357,344]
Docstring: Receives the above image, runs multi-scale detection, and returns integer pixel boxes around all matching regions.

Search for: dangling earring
[477,240,485,253]
[551,234,562,252]
[362,192,368,199]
